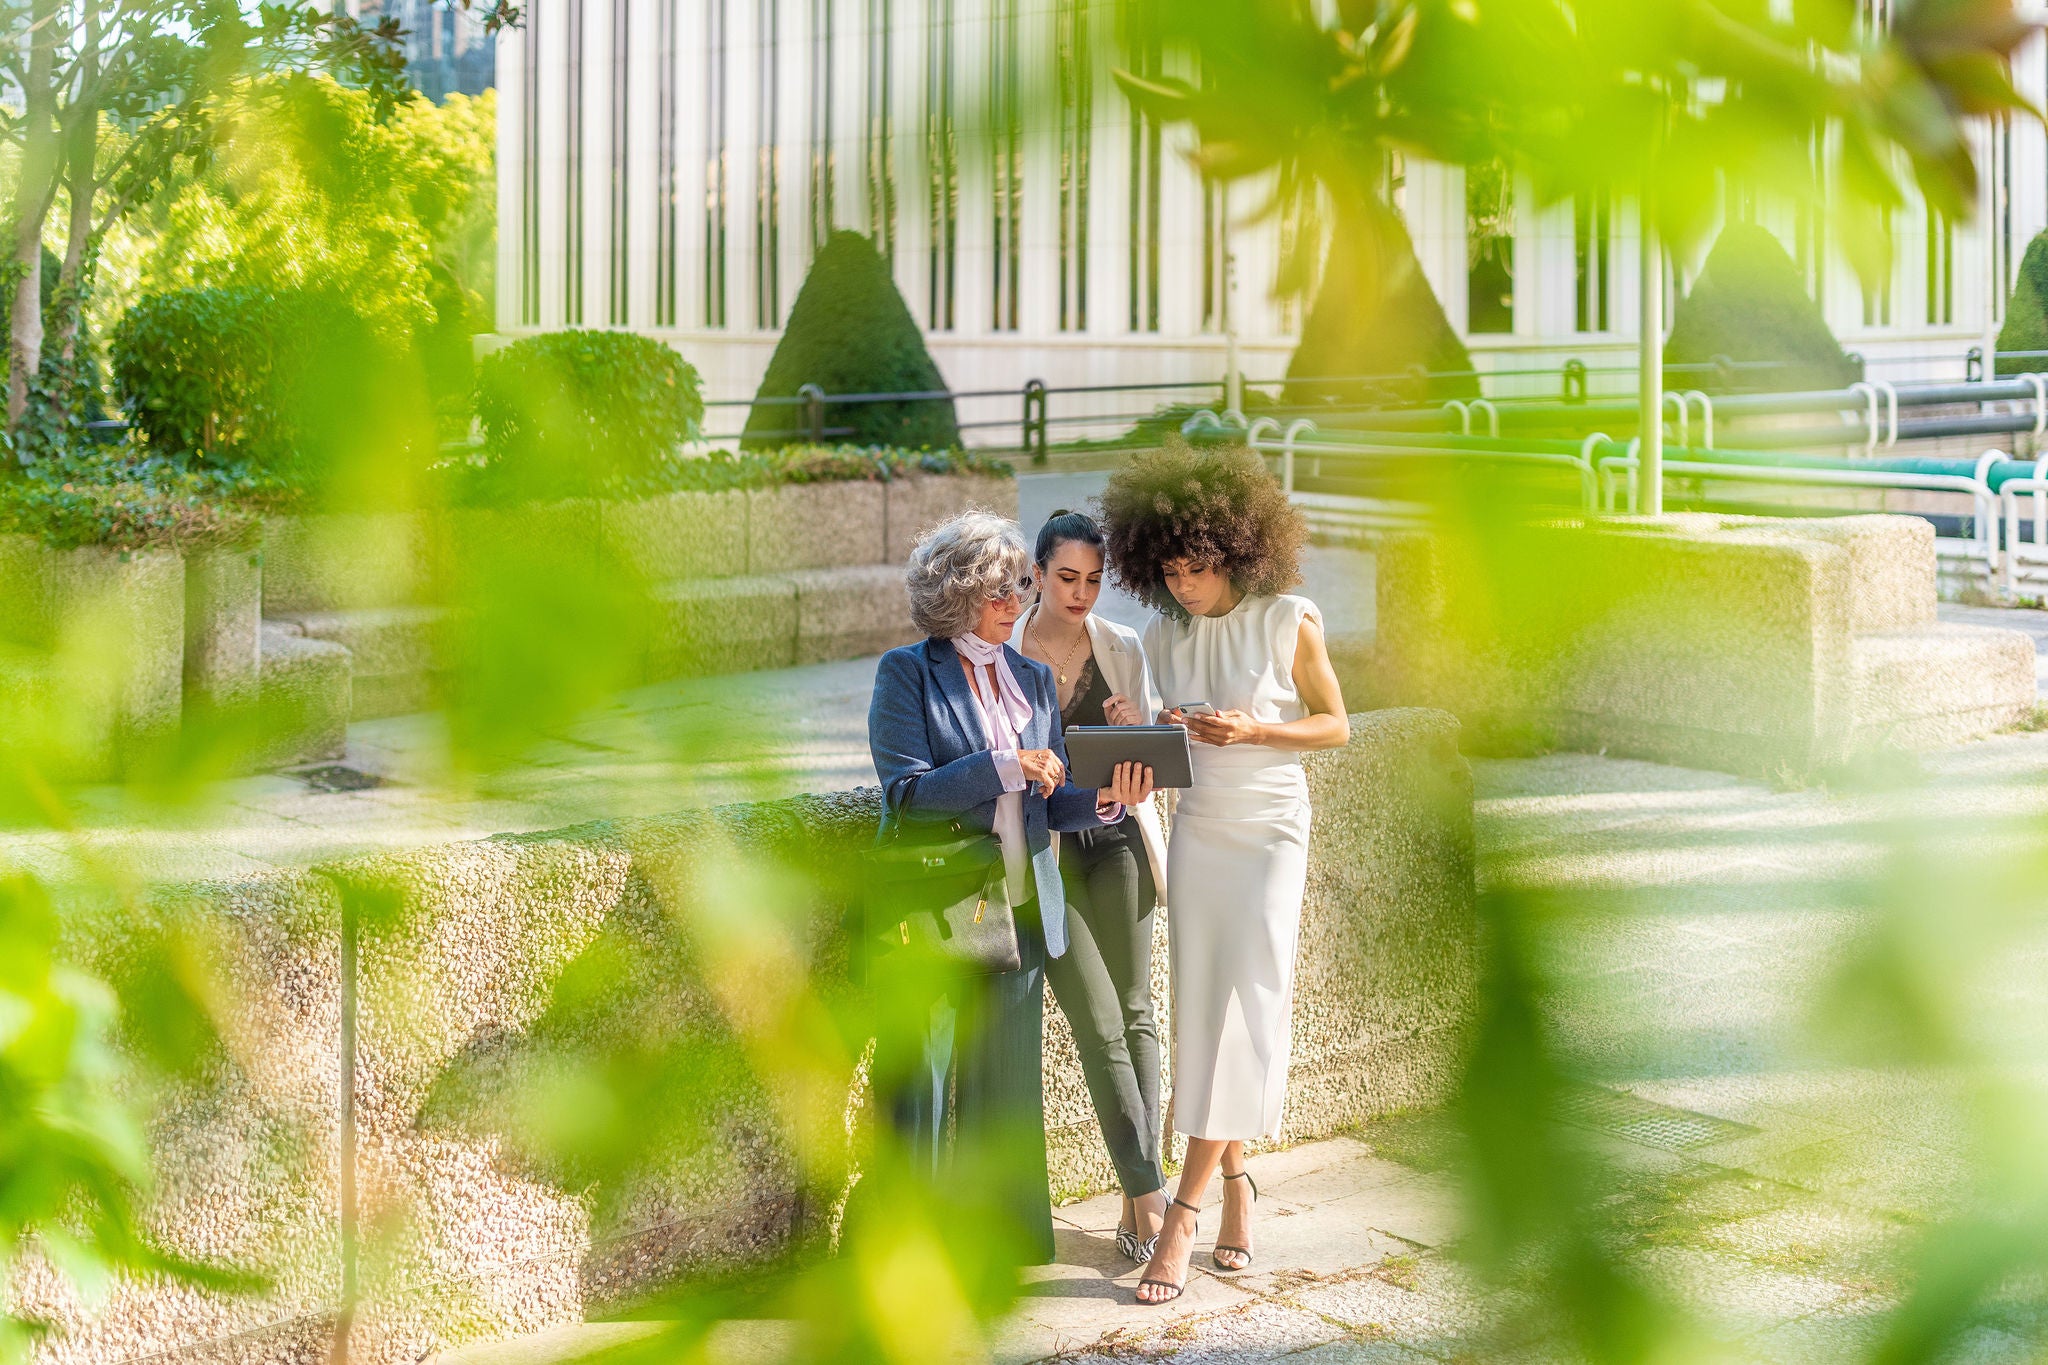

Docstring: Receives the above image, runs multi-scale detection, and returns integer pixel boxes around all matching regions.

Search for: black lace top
[1061,654,1115,727]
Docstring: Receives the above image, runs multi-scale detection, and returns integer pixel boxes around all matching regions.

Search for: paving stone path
[1003,737,2048,1362]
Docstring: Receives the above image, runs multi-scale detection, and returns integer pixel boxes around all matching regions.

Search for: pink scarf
[951,632,1034,745]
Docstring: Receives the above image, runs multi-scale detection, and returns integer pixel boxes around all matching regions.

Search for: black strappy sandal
[1136,1197,1202,1305]
[1212,1169,1259,1272]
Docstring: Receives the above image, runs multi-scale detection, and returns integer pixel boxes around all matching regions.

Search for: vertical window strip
[705,0,729,327]
[1056,0,1089,332]
[757,0,782,328]
[565,0,584,325]
[925,0,957,330]
[1926,208,1954,325]
[1200,179,1227,332]
[1573,192,1609,332]
[1125,33,1161,332]
[865,0,894,262]
[609,0,629,324]
[520,1,540,325]
[989,0,1020,331]
[810,0,835,252]
[655,0,677,326]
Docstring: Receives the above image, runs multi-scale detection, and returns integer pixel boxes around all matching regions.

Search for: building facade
[495,0,2048,436]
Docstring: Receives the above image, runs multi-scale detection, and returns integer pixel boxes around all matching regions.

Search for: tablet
[1064,725,1195,790]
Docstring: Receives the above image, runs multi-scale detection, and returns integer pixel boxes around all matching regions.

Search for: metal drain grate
[1553,1084,1758,1152]
[294,765,385,794]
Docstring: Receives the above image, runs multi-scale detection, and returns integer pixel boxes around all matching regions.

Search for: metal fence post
[1022,378,1048,463]
[1562,359,1588,405]
[798,383,826,444]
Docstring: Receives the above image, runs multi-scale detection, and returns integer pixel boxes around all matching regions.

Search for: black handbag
[860,818,1022,976]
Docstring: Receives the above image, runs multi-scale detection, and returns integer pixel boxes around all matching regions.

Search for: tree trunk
[53,2,100,370]
[7,0,63,457]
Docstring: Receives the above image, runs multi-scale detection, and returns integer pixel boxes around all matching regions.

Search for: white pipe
[1442,400,1471,435]
[1848,381,1880,455]
[1663,390,1688,449]
[1873,379,1899,447]
[1684,391,1714,450]
[1471,398,1501,438]
[1280,418,1317,496]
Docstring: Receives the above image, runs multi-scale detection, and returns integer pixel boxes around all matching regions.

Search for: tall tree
[0,0,518,464]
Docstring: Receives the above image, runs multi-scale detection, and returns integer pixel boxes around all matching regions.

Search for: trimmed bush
[1665,225,1859,393]
[111,287,382,482]
[1284,210,1477,408]
[741,231,959,450]
[1997,231,2048,375]
[473,329,705,498]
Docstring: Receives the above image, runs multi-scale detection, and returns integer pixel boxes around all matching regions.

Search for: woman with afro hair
[1098,440,1351,1305]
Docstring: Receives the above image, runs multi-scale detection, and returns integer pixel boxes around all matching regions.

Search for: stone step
[255,624,350,767]
[1849,621,2037,749]
[269,606,444,720]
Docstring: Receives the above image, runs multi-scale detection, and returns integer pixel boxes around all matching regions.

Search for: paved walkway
[997,736,2048,1362]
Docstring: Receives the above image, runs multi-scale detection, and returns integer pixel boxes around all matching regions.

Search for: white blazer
[1017,604,1170,904]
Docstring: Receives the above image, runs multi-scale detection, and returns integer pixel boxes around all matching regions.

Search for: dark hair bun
[1035,508,1106,566]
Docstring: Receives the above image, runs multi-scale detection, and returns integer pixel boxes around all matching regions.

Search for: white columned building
[495,0,2048,438]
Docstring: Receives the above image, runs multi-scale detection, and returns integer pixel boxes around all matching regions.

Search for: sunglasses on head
[990,573,1037,601]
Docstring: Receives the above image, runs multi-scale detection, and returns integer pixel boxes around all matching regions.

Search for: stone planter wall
[0,536,185,781]
[183,547,263,712]
[32,709,1472,1365]
[257,474,1021,721]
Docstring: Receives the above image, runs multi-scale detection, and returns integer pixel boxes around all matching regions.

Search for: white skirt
[1166,757,1310,1141]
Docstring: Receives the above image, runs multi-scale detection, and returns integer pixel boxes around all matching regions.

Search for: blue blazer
[867,636,1107,959]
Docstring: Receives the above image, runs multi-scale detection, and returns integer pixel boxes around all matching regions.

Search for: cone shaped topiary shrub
[1996,231,2048,375]
[741,230,959,450]
[1284,209,1477,408]
[1665,224,1858,393]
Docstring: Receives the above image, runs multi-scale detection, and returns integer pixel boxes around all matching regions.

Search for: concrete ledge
[1376,514,2019,775]
[256,625,351,766]
[1850,622,2037,748]
[185,548,262,712]
[0,536,184,781]
[601,489,749,583]
[884,473,1019,563]
[746,481,886,573]
[648,575,800,679]
[263,512,432,614]
[787,564,918,664]
[42,712,1472,1365]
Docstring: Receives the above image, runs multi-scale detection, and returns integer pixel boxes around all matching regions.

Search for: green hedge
[473,329,704,497]
[441,441,1010,506]
[1997,231,2048,375]
[1284,211,1478,407]
[1665,225,1859,393]
[0,449,261,552]
[111,287,381,482]
[741,231,959,450]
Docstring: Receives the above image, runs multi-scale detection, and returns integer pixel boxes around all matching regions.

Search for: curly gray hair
[905,511,1032,639]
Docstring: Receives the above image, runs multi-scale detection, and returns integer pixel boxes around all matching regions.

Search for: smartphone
[1177,702,1218,717]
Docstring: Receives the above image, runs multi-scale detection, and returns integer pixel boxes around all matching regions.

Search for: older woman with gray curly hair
[868,510,1154,1264]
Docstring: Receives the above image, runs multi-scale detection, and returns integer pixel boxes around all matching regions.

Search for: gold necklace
[1030,615,1089,687]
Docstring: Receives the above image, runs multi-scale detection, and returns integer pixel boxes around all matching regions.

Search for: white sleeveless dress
[1143,593,1320,1140]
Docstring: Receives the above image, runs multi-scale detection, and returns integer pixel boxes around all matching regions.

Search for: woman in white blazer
[1016,509,1173,1265]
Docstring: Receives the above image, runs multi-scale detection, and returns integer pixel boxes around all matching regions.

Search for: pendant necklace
[1031,617,1088,687]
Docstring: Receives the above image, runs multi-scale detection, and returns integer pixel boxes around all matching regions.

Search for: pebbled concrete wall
[26,710,1472,1365]
[1375,513,2035,776]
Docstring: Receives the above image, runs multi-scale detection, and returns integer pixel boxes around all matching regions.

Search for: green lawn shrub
[741,231,959,450]
[1665,225,1859,393]
[0,446,261,551]
[472,329,704,499]
[111,286,383,484]
[1997,231,2048,375]
[1284,211,1478,408]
